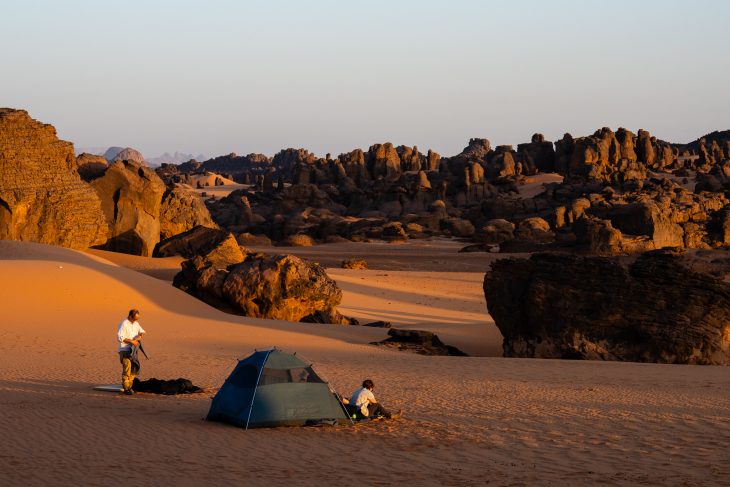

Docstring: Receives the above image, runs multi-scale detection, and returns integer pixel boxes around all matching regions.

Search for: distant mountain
[102,146,126,161]
[74,146,108,156]
[109,147,146,165]
[147,151,207,166]
[74,147,203,167]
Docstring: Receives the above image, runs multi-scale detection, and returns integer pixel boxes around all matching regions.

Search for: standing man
[117,309,146,395]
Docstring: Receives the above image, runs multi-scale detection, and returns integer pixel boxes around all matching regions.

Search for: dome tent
[206,348,351,429]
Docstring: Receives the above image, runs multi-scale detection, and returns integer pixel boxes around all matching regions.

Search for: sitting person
[347,379,401,420]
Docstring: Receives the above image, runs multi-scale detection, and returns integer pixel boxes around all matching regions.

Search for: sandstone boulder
[484,250,730,364]
[279,234,316,247]
[709,206,730,245]
[91,159,166,256]
[236,232,273,247]
[154,226,244,261]
[369,143,401,180]
[440,218,475,237]
[381,222,408,241]
[174,251,345,323]
[517,133,556,173]
[76,153,109,181]
[574,217,624,255]
[159,185,217,240]
[486,146,517,180]
[0,109,107,249]
[608,202,683,248]
[515,217,554,243]
[479,219,515,244]
[341,258,368,269]
[458,138,492,160]
[371,329,467,356]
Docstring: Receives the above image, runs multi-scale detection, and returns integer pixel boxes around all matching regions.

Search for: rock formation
[341,258,368,269]
[158,185,216,240]
[76,153,109,181]
[0,108,107,249]
[90,159,166,256]
[371,328,468,356]
[174,246,347,323]
[154,226,242,260]
[484,250,730,364]
[121,123,730,254]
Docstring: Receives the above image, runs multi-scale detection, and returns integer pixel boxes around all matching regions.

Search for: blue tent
[206,348,351,429]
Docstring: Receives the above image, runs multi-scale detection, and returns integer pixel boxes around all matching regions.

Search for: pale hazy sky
[2,0,729,158]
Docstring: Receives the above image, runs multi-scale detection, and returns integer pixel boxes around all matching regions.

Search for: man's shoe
[389,409,402,420]
[123,389,135,395]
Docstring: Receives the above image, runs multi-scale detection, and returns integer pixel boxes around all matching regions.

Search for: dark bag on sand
[132,377,202,395]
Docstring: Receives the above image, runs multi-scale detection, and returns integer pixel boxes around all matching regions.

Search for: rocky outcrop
[371,329,467,356]
[607,201,684,248]
[517,134,556,173]
[341,258,368,269]
[76,153,109,181]
[486,145,517,180]
[478,219,516,244]
[458,138,492,160]
[279,234,316,247]
[154,226,243,260]
[564,127,647,185]
[574,217,624,255]
[236,232,272,246]
[369,143,401,180]
[158,185,216,240]
[484,250,730,364]
[0,109,108,249]
[90,159,166,256]
[174,249,346,323]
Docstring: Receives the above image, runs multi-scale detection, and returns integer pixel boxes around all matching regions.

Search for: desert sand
[2,240,730,486]
[517,173,564,199]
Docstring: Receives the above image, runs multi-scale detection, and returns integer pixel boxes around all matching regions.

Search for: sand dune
[89,244,501,356]
[517,173,564,199]
[2,241,730,486]
[328,269,500,356]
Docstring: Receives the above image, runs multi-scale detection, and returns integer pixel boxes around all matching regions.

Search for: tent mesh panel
[258,366,325,386]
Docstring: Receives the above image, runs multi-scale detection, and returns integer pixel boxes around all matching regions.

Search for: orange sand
[1,241,729,486]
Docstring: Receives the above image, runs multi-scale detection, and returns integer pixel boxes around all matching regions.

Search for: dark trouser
[367,403,391,419]
[346,402,392,419]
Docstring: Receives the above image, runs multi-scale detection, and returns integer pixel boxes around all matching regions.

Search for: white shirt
[349,387,376,417]
[117,319,146,352]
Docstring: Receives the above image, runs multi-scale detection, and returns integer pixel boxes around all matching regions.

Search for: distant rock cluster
[149,126,730,256]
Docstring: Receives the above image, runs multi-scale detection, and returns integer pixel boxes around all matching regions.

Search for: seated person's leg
[344,403,362,419]
[367,402,392,418]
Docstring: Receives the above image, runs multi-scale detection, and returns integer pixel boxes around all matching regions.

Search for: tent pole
[244,349,273,430]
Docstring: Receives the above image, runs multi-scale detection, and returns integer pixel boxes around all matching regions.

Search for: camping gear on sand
[206,348,351,429]
[92,377,201,395]
[132,378,201,395]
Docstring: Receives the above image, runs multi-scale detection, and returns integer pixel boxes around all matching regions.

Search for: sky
[1,0,729,159]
